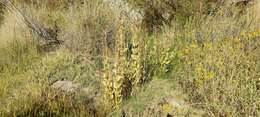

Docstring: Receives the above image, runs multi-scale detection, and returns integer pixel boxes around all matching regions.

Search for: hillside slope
[0,0,260,117]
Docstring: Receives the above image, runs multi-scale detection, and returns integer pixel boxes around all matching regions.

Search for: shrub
[124,0,227,33]
[171,16,260,116]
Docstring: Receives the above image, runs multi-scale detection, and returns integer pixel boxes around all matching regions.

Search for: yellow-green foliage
[103,18,133,108]
[130,26,146,86]
[172,18,260,116]
[103,22,155,108]
[113,20,128,107]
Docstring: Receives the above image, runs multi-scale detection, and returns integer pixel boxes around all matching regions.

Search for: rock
[51,80,101,102]
[104,0,141,21]
[51,80,80,92]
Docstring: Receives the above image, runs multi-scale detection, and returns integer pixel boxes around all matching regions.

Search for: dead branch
[0,0,61,45]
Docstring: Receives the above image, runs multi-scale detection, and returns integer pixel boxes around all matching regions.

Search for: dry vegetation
[0,0,260,117]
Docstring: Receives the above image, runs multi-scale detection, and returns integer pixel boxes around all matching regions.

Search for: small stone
[51,80,80,92]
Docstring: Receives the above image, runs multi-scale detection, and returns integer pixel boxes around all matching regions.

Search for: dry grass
[0,0,260,117]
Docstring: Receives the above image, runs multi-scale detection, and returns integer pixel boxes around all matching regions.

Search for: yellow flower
[252,31,258,38]
[187,61,192,65]
[182,48,190,56]
[204,43,213,49]
[195,64,215,86]
[162,104,173,113]
[206,72,215,80]
[233,37,241,44]
[191,43,198,48]
[247,33,253,39]
[240,31,246,37]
